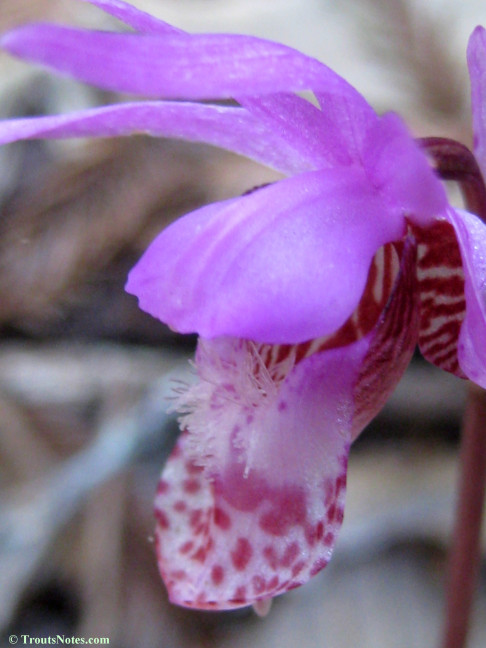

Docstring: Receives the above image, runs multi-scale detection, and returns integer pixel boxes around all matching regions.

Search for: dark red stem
[418,137,486,648]
[441,385,486,648]
[419,137,486,222]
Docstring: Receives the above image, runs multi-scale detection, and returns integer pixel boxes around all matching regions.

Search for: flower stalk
[442,384,486,648]
[421,137,486,648]
[419,137,486,221]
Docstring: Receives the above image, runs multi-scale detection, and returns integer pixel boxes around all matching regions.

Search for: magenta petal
[239,93,354,169]
[447,209,486,388]
[126,168,406,344]
[313,89,376,162]
[2,24,367,101]
[0,101,307,174]
[363,112,447,225]
[467,26,486,179]
[79,0,181,34]
[70,3,376,166]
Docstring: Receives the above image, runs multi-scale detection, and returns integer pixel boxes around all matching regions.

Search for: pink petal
[0,3,381,178]
[1,24,368,102]
[125,168,406,344]
[467,26,486,179]
[0,101,307,174]
[79,1,375,171]
[314,89,376,162]
[448,209,486,388]
[238,93,356,169]
[79,1,375,168]
[153,238,419,609]
[363,112,447,227]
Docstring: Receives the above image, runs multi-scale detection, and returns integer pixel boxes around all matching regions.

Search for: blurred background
[0,0,485,646]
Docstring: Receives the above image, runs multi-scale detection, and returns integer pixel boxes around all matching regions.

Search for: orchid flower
[1,0,486,613]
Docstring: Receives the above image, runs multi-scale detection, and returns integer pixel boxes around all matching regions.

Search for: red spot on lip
[174,500,187,512]
[157,480,170,495]
[189,508,209,537]
[171,569,187,580]
[179,541,194,554]
[154,509,170,529]
[267,575,279,591]
[259,489,307,536]
[291,560,306,577]
[194,523,207,536]
[305,523,318,547]
[232,586,247,602]
[231,537,253,571]
[214,507,231,530]
[281,542,300,568]
[211,565,225,585]
[336,473,346,494]
[324,531,335,546]
[327,503,337,523]
[263,545,278,570]
[189,509,203,528]
[183,478,201,494]
[185,460,203,475]
[310,557,328,576]
[191,546,208,562]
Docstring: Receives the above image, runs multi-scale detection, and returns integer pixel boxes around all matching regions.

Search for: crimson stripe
[414,220,467,379]
[352,239,418,432]
[430,346,461,367]
[419,248,463,269]
[419,313,463,341]
[421,334,460,360]
[419,299,466,317]
[419,314,463,340]
[418,275,464,295]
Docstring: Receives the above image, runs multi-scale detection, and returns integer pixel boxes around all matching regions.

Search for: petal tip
[1,24,44,59]
[467,25,486,61]
[1,28,20,53]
